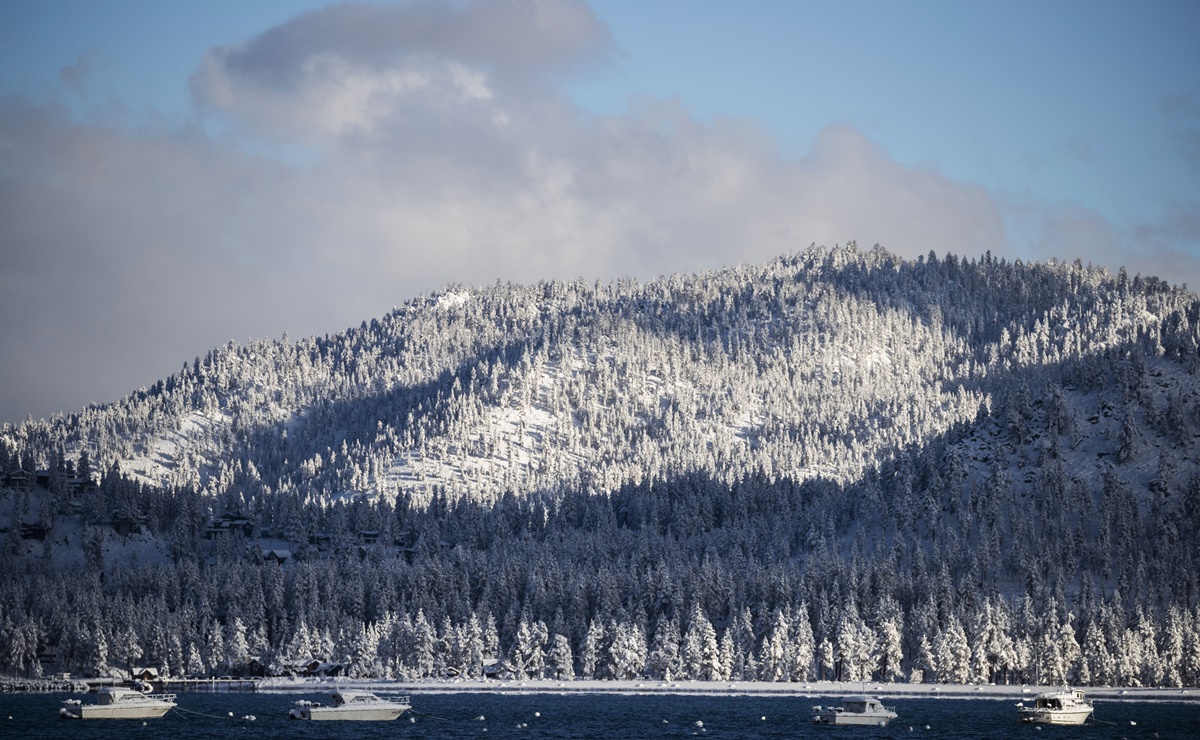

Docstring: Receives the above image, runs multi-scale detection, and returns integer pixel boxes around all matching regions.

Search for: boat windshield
[334,692,376,706]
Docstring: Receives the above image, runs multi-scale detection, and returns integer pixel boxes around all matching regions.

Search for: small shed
[262,548,292,565]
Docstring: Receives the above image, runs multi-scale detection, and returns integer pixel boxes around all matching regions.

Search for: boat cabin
[841,695,887,714]
[1034,690,1086,710]
[331,691,394,706]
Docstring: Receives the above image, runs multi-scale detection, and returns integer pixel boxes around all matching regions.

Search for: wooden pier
[158,678,260,693]
[82,677,259,693]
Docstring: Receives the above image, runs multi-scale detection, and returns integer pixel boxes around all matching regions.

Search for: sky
[1,0,1198,425]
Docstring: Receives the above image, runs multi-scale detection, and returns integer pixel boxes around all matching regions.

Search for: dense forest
[2,244,1199,686]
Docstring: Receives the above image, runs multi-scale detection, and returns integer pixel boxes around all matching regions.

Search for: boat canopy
[841,696,885,711]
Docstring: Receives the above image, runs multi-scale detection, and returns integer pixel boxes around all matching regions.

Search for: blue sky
[2,0,1198,424]
[576,1,1198,226]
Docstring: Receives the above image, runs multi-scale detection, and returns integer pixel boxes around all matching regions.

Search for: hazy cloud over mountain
[0,0,1194,424]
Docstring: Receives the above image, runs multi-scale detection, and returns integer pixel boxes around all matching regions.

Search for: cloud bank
[1,0,1194,424]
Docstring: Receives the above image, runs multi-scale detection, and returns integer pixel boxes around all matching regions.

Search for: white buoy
[761,716,766,721]
[534,712,540,717]
[228,711,234,717]
[695,720,704,727]
[1130,720,1137,726]
[410,717,415,723]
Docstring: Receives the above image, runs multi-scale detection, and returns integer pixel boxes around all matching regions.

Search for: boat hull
[813,711,895,727]
[60,703,174,719]
[1018,707,1092,725]
[812,696,897,727]
[289,705,407,721]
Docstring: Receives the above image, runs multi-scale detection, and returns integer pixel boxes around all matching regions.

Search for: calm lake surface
[2,691,1198,739]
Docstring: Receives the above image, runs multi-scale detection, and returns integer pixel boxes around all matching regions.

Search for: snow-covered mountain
[9,244,1189,504]
[2,244,1199,686]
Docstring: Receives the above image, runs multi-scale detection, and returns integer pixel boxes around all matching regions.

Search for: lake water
[2,691,1198,739]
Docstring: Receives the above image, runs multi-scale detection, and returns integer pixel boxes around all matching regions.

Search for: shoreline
[255,677,1200,703]
[5,674,1193,703]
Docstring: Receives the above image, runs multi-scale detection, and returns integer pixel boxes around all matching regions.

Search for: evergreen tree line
[1,498,1198,686]
[2,379,1199,687]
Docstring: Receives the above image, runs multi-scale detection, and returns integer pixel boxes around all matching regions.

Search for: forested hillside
[2,244,1199,686]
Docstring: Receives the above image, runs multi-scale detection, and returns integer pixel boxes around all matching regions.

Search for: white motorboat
[812,695,898,726]
[1017,688,1093,725]
[288,690,411,721]
[59,686,177,719]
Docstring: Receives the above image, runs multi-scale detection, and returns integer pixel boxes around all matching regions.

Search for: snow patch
[121,409,231,487]
[437,290,471,310]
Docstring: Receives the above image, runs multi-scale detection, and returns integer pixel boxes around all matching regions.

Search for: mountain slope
[6,245,1190,506]
[2,244,1199,686]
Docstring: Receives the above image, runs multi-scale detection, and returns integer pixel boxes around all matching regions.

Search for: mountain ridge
[7,244,1187,506]
[2,244,1199,687]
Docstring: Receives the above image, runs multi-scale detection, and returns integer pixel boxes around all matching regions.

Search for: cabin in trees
[5,469,32,490]
[261,548,292,565]
[299,660,345,677]
[3,468,95,496]
[19,522,52,540]
[110,513,147,538]
[204,513,255,539]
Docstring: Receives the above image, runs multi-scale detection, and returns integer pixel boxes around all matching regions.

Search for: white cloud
[1,0,1189,424]
[1002,193,1200,290]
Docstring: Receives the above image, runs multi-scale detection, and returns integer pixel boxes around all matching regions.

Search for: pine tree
[791,605,816,682]
[226,617,250,673]
[204,621,225,675]
[461,614,485,679]
[1183,607,1200,687]
[581,620,604,680]
[186,642,206,678]
[725,608,758,681]
[350,621,382,678]
[877,616,904,683]
[682,604,720,681]
[934,616,970,684]
[484,613,501,664]
[84,622,109,677]
[817,637,836,681]
[1136,609,1163,687]
[969,599,1015,684]
[547,633,575,680]
[836,604,876,682]
[761,609,791,682]
[608,622,647,680]
[412,610,437,679]
[646,618,681,681]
